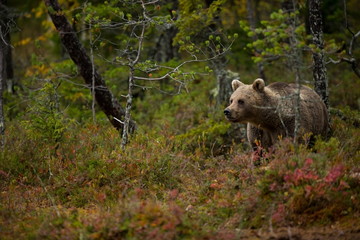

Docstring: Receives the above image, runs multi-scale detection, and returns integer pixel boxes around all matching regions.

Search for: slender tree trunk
[121,22,145,149]
[0,46,5,146]
[121,67,135,149]
[0,0,10,146]
[4,30,13,93]
[89,22,96,124]
[281,0,303,142]
[44,0,136,132]
[0,0,14,93]
[309,0,330,119]
[246,0,266,81]
[0,35,5,146]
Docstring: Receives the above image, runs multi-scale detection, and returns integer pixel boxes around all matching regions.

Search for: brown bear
[224,78,329,150]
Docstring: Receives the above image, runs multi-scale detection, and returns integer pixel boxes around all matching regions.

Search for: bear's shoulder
[267,82,290,89]
[266,82,294,96]
[266,82,315,96]
[268,82,314,91]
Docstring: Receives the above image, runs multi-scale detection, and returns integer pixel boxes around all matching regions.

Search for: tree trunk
[150,0,179,63]
[281,0,304,142]
[211,57,239,106]
[4,30,13,92]
[0,0,14,93]
[309,0,330,115]
[0,33,5,146]
[44,0,136,132]
[0,0,11,146]
[152,26,179,63]
[203,0,232,106]
[246,0,266,81]
[121,67,135,149]
[281,0,295,12]
[211,56,227,106]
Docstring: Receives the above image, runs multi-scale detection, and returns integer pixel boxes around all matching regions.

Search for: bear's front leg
[247,124,272,165]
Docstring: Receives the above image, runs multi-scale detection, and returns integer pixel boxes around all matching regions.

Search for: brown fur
[224,78,329,149]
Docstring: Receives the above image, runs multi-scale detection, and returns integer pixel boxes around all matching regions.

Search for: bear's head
[224,78,266,123]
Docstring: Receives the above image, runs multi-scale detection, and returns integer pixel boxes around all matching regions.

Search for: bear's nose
[224,109,231,116]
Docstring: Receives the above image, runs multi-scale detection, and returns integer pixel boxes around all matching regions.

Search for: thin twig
[133,46,233,81]
[33,167,61,217]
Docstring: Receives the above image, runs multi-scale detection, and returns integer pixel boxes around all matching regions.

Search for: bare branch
[133,45,233,82]
[141,0,160,5]
[339,0,360,78]
[132,23,146,65]
[328,57,360,79]
[349,30,360,55]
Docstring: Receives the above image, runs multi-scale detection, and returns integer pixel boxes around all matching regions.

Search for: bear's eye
[238,99,245,105]
[230,99,233,104]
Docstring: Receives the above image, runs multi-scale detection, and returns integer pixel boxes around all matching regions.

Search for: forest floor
[238,227,360,240]
[1,106,359,239]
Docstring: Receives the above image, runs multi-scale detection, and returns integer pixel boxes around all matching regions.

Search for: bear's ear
[252,78,265,92]
[231,79,244,91]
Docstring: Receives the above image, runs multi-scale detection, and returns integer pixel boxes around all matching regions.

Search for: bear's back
[267,81,328,137]
[267,82,314,96]
[268,82,321,98]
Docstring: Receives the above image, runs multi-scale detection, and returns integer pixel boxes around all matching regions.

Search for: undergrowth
[1,80,360,239]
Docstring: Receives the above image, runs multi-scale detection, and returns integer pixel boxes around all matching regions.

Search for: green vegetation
[1,82,359,239]
[1,0,360,239]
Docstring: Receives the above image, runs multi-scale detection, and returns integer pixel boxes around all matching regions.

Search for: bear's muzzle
[224,108,231,117]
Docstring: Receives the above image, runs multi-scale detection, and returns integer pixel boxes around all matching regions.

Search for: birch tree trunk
[309,0,330,137]
[44,0,136,133]
[121,22,145,149]
[309,0,329,113]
